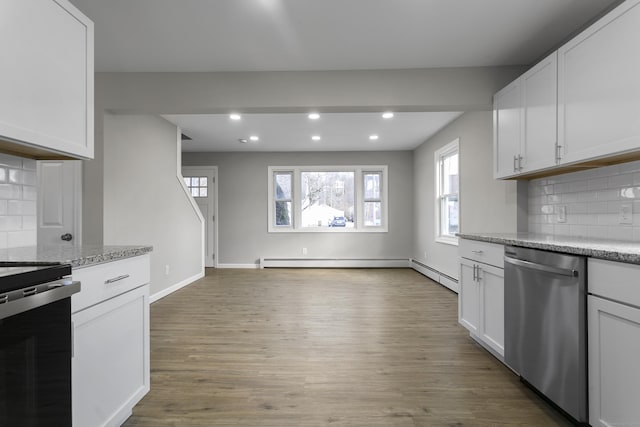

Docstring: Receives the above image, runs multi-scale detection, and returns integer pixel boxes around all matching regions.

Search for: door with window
[182,167,217,267]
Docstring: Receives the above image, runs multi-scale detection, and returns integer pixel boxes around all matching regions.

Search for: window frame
[267,165,388,233]
[434,139,460,246]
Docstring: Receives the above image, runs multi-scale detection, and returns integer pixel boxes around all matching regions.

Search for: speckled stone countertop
[457,233,640,265]
[0,245,153,268]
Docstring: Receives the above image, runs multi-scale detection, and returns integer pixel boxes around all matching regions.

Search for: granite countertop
[457,232,640,265]
[0,245,153,268]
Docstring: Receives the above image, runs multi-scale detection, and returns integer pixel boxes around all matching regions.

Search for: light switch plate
[620,203,633,225]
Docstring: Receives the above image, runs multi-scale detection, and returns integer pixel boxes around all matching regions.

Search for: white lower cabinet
[588,259,640,427]
[71,255,150,427]
[459,240,505,357]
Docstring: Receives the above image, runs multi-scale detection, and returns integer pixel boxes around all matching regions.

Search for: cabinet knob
[61,233,73,242]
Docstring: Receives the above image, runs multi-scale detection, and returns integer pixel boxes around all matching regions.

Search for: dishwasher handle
[504,256,578,277]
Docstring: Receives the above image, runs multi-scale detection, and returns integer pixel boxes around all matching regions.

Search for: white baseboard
[260,258,410,269]
[410,259,459,294]
[217,263,260,269]
[150,271,204,303]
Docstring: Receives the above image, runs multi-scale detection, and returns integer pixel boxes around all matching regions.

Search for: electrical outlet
[165,264,170,275]
[557,206,567,223]
[302,247,308,255]
[620,203,633,225]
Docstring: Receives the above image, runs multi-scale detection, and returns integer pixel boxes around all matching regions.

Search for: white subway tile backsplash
[22,159,36,171]
[609,173,634,188]
[23,170,36,186]
[22,216,36,230]
[0,153,38,248]
[528,160,640,240]
[23,186,37,201]
[7,230,36,248]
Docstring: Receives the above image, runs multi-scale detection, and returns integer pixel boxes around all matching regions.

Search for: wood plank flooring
[122,268,572,427]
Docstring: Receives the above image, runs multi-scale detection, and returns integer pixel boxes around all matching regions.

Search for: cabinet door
[589,295,640,427]
[72,285,150,427]
[558,0,640,165]
[0,0,94,159]
[459,259,479,335]
[493,79,521,179]
[478,264,504,356]
[521,52,558,173]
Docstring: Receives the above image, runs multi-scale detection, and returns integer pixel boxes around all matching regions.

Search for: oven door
[0,283,79,427]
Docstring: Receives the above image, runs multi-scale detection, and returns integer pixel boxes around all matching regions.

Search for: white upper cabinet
[0,0,94,159]
[558,0,640,165]
[493,79,522,179]
[494,52,557,179]
[521,52,558,173]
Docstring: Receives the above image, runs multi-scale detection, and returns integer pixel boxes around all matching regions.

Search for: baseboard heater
[410,259,459,294]
[259,258,410,269]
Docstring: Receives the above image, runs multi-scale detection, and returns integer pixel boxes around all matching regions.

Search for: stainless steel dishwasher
[504,245,587,424]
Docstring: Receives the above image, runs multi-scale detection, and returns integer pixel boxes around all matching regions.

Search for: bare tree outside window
[301,171,354,228]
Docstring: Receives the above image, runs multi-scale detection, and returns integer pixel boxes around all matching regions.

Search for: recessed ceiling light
[308,113,320,120]
[238,138,247,143]
[382,112,394,119]
[249,135,259,141]
[311,135,321,141]
[369,134,379,140]
[229,114,241,121]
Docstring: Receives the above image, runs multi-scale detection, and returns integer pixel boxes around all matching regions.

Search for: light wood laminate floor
[123,268,571,427]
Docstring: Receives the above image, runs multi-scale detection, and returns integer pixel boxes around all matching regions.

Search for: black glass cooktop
[0,263,72,294]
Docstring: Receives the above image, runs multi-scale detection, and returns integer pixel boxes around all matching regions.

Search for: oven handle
[504,256,578,277]
[0,281,80,320]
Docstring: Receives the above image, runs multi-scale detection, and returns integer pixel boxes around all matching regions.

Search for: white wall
[528,159,640,240]
[102,113,202,296]
[413,111,518,280]
[182,151,413,266]
[0,153,37,248]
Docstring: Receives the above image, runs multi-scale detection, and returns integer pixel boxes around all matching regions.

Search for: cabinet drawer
[589,259,640,308]
[459,239,504,268]
[71,254,150,313]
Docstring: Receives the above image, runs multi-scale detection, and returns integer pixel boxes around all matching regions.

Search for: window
[268,166,388,232]
[435,139,459,244]
[363,172,382,226]
[274,172,292,227]
[184,176,208,198]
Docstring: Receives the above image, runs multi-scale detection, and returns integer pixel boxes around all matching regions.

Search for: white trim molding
[260,258,409,269]
[150,271,204,303]
[217,263,261,269]
[411,259,459,293]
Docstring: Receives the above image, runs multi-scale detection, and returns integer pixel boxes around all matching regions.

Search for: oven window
[0,299,72,426]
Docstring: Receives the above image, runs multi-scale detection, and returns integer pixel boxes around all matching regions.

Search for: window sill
[268,227,388,233]
[435,236,459,246]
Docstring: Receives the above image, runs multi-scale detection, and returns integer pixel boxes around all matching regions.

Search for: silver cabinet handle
[556,144,563,163]
[472,264,477,281]
[471,250,484,254]
[513,155,518,173]
[518,155,523,171]
[104,274,130,284]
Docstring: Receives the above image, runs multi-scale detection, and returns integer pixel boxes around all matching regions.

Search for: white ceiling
[164,112,463,152]
[70,0,619,152]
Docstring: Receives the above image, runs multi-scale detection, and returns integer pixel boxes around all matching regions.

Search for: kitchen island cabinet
[72,253,150,427]
[0,0,94,159]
